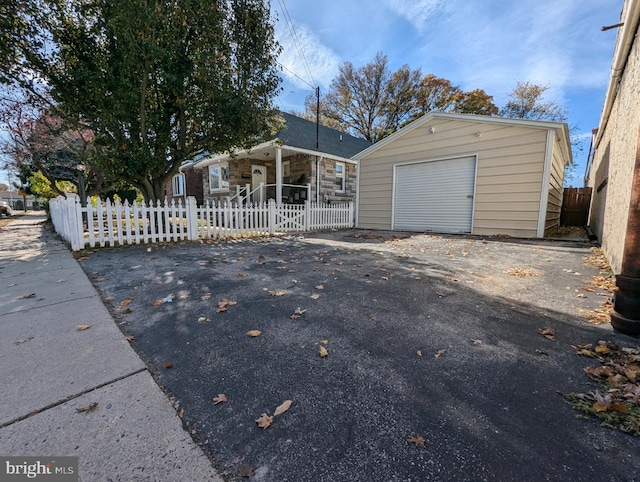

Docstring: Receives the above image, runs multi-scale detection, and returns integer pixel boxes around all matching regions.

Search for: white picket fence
[49,194,354,251]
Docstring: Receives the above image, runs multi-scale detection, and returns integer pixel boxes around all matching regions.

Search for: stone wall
[587,13,640,274]
[201,155,357,205]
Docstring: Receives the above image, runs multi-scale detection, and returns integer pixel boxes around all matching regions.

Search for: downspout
[611,125,640,334]
[594,0,640,150]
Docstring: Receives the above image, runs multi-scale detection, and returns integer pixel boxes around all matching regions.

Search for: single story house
[354,112,572,238]
[194,112,372,205]
[165,158,205,205]
[584,0,640,334]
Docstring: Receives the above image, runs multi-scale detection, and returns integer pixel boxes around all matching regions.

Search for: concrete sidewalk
[0,213,222,481]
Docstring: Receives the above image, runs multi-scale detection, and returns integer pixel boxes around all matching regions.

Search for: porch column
[276,147,283,205]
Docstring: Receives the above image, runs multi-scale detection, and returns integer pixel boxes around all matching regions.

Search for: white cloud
[275,20,340,90]
[384,0,444,32]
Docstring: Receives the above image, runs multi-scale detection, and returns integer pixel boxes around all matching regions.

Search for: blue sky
[272,0,622,186]
[0,1,621,189]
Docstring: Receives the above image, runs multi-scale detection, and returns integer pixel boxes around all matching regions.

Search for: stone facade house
[194,112,371,205]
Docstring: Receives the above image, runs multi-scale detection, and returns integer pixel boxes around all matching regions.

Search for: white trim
[276,147,282,205]
[194,141,358,168]
[353,112,571,164]
[208,162,230,193]
[172,173,185,197]
[335,161,346,193]
[355,158,360,227]
[536,131,555,238]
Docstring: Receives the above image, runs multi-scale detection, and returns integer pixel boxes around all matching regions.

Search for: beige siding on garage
[358,118,547,236]
[545,135,566,235]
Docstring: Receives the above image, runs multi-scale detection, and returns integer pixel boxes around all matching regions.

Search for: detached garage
[354,113,572,238]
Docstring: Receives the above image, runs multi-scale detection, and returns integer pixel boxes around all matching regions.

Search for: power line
[276,0,316,89]
[277,61,315,90]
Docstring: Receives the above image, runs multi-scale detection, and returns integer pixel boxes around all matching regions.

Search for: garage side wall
[544,135,567,235]
[358,118,547,237]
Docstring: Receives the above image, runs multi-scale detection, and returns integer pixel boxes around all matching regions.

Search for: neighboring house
[585,0,639,276]
[0,191,42,211]
[354,112,571,238]
[584,0,640,334]
[194,112,372,205]
[164,157,206,205]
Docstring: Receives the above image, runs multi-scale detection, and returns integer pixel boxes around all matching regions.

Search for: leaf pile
[503,267,540,278]
[563,341,640,436]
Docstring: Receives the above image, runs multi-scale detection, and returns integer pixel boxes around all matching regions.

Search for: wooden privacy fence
[560,187,592,226]
[49,194,354,251]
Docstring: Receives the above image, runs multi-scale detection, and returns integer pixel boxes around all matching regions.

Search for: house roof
[352,112,572,166]
[195,112,372,168]
[276,112,372,159]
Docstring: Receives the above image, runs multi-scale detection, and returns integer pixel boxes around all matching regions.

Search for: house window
[282,160,290,180]
[172,174,185,196]
[335,162,345,192]
[209,162,229,192]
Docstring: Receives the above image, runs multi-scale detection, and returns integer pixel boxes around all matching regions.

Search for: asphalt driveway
[79,230,639,481]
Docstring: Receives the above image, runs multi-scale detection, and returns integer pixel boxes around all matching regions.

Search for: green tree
[2,0,282,201]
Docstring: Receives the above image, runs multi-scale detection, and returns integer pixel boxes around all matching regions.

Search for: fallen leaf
[320,340,329,345]
[247,330,262,337]
[18,293,36,299]
[237,272,248,277]
[269,291,285,297]
[407,435,426,446]
[197,316,211,323]
[595,345,611,355]
[289,314,301,319]
[577,349,596,357]
[315,285,324,290]
[104,296,115,301]
[434,349,445,359]
[593,401,609,412]
[256,413,273,429]
[294,307,307,315]
[15,336,34,345]
[76,402,98,414]
[152,299,165,306]
[416,350,423,357]
[201,293,211,301]
[124,335,134,342]
[76,324,91,331]
[369,315,377,321]
[212,394,228,404]
[216,306,227,313]
[165,362,173,369]
[319,346,329,358]
[178,408,185,418]
[120,297,133,306]
[310,294,320,300]
[274,400,292,417]
[472,339,482,345]
[538,327,556,340]
[237,462,255,478]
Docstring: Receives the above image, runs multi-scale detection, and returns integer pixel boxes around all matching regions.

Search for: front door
[252,165,267,202]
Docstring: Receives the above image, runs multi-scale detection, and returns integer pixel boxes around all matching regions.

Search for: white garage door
[393,156,476,233]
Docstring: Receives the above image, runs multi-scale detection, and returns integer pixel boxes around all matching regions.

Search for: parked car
[0,201,12,217]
